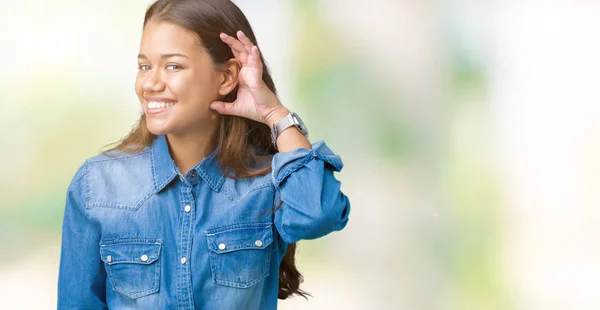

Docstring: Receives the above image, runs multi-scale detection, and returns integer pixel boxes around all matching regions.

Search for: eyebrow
[137,53,189,59]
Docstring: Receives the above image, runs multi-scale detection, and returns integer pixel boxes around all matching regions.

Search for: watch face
[292,112,308,137]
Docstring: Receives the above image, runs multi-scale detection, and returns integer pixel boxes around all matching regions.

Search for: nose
[142,69,165,93]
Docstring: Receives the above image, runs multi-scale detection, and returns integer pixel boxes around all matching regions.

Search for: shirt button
[180,257,187,264]
[255,240,263,247]
[140,254,149,262]
[190,172,197,178]
[106,255,112,263]
[184,205,192,212]
[218,243,226,250]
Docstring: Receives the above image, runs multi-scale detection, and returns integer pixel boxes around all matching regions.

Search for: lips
[143,97,177,115]
[145,101,176,115]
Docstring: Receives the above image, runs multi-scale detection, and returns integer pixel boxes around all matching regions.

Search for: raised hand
[210,30,285,125]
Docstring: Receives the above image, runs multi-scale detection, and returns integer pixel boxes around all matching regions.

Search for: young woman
[57,0,350,308]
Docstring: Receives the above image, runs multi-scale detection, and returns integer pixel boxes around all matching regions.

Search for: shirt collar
[150,134,225,193]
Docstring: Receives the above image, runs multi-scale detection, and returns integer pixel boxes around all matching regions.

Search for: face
[135,20,223,136]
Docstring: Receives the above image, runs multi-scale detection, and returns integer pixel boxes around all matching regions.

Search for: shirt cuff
[271,141,343,188]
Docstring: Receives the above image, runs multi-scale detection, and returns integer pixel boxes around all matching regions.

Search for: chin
[147,128,170,136]
[145,121,173,136]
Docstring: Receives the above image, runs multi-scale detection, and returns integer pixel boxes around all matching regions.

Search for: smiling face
[135,20,223,136]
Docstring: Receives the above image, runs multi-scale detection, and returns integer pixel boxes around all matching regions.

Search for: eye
[166,64,181,71]
[138,64,151,71]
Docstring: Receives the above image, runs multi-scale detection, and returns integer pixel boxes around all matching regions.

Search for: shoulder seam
[87,149,150,163]
[246,180,273,195]
[82,162,91,210]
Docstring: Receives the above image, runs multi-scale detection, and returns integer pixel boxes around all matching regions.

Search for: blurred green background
[1,0,600,309]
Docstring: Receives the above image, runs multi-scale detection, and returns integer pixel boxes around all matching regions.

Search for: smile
[147,101,176,109]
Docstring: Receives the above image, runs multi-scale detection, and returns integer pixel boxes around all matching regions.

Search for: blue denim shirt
[57,134,350,309]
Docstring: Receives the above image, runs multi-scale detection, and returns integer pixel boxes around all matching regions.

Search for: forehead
[139,20,203,54]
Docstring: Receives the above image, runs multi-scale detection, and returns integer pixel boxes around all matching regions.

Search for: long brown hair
[105,0,308,299]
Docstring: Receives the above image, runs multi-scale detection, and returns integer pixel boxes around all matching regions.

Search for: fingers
[209,100,236,115]
[219,33,246,60]
[248,45,262,69]
[236,31,254,54]
[219,31,261,66]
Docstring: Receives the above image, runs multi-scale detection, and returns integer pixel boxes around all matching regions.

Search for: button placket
[176,184,195,308]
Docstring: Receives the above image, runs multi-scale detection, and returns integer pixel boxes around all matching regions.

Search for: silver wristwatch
[270,112,309,149]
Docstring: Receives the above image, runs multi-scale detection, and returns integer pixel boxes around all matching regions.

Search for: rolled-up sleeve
[58,163,108,309]
[272,141,350,244]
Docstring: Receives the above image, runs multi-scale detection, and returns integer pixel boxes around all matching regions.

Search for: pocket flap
[205,223,273,254]
[100,241,161,265]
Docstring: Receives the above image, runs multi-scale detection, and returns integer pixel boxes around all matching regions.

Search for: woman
[57,0,350,309]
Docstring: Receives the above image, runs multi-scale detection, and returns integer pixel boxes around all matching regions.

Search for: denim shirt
[57,134,350,309]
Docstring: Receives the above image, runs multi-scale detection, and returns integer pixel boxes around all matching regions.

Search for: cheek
[169,72,220,103]
[134,75,145,98]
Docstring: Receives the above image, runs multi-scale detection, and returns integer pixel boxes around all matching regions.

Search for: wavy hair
[105,0,308,299]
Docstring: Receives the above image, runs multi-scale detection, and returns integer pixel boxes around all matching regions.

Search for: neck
[165,127,216,175]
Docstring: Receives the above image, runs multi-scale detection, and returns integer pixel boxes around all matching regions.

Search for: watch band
[274,113,295,136]
[270,112,308,150]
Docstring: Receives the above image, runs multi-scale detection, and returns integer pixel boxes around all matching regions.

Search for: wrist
[265,105,290,128]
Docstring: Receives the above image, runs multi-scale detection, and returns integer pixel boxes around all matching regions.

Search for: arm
[57,163,108,309]
[211,31,350,243]
[271,141,351,244]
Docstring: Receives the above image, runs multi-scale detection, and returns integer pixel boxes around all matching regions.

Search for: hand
[210,30,286,125]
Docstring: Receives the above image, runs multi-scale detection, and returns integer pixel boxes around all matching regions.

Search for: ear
[218,59,241,96]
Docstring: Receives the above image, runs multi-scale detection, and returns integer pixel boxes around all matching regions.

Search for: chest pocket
[205,222,273,288]
[100,240,161,299]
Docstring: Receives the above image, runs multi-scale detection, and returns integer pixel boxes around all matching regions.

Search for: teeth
[147,101,176,109]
